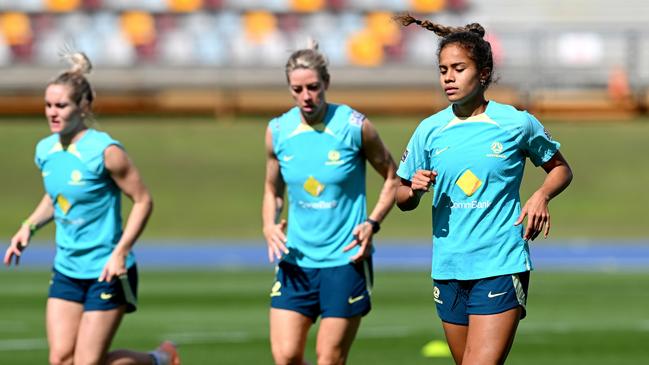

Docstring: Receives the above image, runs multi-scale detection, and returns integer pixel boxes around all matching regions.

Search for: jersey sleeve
[397,123,431,181]
[522,113,561,166]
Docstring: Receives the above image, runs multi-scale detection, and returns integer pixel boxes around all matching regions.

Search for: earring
[480,79,487,86]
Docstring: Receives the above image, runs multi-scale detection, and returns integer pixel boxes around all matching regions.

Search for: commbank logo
[456,169,482,197]
[303,176,325,197]
[56,194,71,215]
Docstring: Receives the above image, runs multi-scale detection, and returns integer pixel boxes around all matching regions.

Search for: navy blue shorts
[433,271,530,325]
[48,265,139,313]
[270,259,373,322]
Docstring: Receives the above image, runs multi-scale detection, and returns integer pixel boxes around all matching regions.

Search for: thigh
[85,265,139,313]
[46,298,84,364]
[316,316,362,364]
[467,271,530,318]
[463,308,521,365]
[433,279,470,325]
[74,307,126,365]
[320,259,372,318]
[270,261,320,320]
[270,308,313,364]
[441,321,468,365]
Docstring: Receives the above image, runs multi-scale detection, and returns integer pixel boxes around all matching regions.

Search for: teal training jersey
[35,129,135,279]
[397,101,560,280]
[269,104,367,268]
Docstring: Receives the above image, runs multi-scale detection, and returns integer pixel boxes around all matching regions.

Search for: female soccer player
[4,52,179,365]
[262,40,399,365]
[394,15,573,365]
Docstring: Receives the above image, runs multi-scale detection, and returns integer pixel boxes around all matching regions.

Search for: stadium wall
[0,84,641,119]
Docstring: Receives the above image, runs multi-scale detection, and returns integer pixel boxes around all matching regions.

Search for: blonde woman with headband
[4,52,180,365]
[394,15,573,364]
[262,39,399,364]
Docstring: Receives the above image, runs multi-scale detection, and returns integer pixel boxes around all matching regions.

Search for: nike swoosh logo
[100,292,113,300]
[282,155,294,162]
[487,291,507,298]
[348,295,365,304]
[434,147,449,156]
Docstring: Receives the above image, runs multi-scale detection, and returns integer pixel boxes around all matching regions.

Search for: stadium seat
[46,0,81,12]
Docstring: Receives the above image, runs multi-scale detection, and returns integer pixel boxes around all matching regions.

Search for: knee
[49,350,74,365]
[272,344,305,365]
[316,345,346,365]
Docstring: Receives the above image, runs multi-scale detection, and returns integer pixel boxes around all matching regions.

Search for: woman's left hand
[99,251,127,282]
[343,222,374,263]
[515,190,551,241]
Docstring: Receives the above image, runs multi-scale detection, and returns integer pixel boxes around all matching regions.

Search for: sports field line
[3,320,648,352]
[0,338,46,351]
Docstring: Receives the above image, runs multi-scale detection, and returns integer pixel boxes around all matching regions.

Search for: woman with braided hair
[4,52,179,365]
[394,15,573,364]
[262,39,398,364]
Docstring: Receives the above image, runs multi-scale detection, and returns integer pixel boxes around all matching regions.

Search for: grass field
[1,269,648,364]
[1,117,648,240]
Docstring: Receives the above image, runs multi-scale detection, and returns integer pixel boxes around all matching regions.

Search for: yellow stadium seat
[121,12,156,46]
[411,0,445,13]
[46,0,81,12]
[367,12,400,47]
[291,0,325,13]
[0,12,32,46]
[243,11,277,44]
[347,30,384,67]
[168,0,203,12]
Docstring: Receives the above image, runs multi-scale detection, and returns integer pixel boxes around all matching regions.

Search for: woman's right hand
[263,219,288,263]
[4,225,32,266]
[411,169,437,192]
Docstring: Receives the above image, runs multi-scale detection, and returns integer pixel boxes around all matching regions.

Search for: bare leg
[47,298,84,365]
[315,316,362,365]
[270,308,313,365]
[441,321,468,365]
[73,306,126,365]
[462,307,521,365]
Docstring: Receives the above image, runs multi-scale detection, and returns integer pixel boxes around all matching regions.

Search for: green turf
[1,117,648,239]
[1,269,648,364]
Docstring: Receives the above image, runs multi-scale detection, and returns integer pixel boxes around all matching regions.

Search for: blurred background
[1,1,648,364]
[0,0,648,116]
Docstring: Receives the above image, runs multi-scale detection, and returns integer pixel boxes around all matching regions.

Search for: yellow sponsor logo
[456,169,482,197]
[303,176,325,197]
[56,194,71,215]
[270,281,282,297]
[100,292,113,300]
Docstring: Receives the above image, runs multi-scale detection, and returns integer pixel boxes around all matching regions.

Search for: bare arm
[362,119,399,223]
[4,194,54,266]
[515,151,573,240]
[99,144,153,281]
[344,119,399,262]
[396,170,438,211]
[262,126,288,262]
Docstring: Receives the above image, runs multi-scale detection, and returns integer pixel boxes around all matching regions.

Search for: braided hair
[395,14,493,87]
